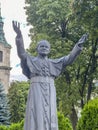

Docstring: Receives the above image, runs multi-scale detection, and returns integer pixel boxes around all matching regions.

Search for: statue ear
[36,47,38,52]
[36,43,39,52]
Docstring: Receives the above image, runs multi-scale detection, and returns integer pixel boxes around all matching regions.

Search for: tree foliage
[8,81,29,123]
[72,0,98,37]
[72,0,98,106]
[0,83,10,125]
[25,0,74,58]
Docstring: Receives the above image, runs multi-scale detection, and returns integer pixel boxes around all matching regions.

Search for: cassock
[18,43,82,130]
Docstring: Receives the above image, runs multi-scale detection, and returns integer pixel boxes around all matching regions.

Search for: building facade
[0,11,11,93]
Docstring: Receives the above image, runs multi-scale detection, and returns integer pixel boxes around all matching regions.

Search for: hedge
[0,112,73,130]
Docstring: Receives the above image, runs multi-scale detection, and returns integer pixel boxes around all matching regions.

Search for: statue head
[37,40,51,56]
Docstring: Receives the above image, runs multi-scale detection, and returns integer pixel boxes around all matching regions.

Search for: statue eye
[45,46,48,48]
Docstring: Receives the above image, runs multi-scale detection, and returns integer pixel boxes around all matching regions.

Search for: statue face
[37,40,50,56]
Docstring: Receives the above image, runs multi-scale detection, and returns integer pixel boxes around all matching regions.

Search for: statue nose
[43,46,47,49]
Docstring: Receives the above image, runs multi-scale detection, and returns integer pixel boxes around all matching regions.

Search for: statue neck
[38,54,48,59]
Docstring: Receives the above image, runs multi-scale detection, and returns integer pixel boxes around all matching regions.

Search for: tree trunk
[87,80,92,101]
[70,105,78,130]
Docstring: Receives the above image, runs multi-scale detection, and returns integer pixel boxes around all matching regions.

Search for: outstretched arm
[12,21,26,59]
[63,33,88,66]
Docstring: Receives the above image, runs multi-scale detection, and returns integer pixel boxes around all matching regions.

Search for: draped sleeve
[20,53,35,79]
[49,43,82,78]
[20,43,82,79]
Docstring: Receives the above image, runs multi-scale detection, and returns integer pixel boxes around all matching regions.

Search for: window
[0,51,3,62]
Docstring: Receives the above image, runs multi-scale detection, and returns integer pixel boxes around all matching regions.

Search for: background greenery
[0,0,98,130]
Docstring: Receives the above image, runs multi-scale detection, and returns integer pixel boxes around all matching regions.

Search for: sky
[0,0,31,81]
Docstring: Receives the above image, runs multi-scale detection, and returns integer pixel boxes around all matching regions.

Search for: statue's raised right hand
[77,33,88,47]
[12,21,22,37]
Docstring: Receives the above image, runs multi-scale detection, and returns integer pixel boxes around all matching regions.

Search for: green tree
[72,0,98,107]
[0,82,10,125]
[8,81,29,123]
[65,0,98,128]
[25,0,73,58]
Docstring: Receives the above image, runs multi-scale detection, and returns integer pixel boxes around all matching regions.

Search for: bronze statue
[12,21,88,130]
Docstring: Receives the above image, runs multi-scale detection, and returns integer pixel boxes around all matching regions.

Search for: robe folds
[17,40,82,130]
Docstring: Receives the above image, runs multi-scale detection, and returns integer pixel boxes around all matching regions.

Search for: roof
[0,15,11,48]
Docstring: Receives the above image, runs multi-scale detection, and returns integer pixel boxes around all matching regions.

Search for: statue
[12,21,88,130]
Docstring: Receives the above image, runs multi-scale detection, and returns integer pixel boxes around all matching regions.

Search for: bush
[9,121,23,130]
[77,98,98,130]
[0,120,24,130]
[0,113,73,130]
[0,125,8,130]
[58,112,73,130]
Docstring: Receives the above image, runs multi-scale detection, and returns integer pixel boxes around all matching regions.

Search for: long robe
[15,36,82,130]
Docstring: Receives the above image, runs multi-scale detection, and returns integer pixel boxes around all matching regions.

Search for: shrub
[9,120,23,130]
[0,113,73,130]
[0,120,24,130]
[58,112,73,130]
[77,98,98,130]
[0,125,8,130]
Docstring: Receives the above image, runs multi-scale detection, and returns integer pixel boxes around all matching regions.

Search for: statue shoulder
[49,57,64,63]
